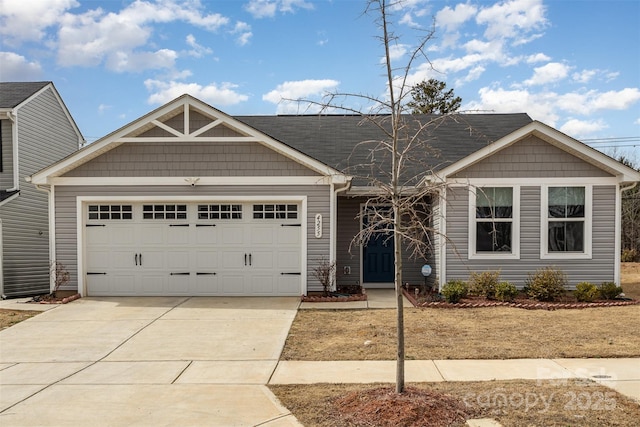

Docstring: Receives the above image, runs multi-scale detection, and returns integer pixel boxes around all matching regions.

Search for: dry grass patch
[281,306,640,360]
[0,309,41,331]
[621,262,640,300]
[270,380,640,427]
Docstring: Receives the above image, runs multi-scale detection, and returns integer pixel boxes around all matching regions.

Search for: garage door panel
[278,275,300,294]
[167,226,190,245]
[85,201,303,296]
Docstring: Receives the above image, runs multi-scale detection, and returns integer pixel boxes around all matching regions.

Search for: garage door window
[143,204,187,220]
[253,204,297,219]
[88,205,133,220]
[198,204,242,220]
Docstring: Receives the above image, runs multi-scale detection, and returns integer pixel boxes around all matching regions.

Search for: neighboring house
[0,82,84,297]
[30,95,640,297]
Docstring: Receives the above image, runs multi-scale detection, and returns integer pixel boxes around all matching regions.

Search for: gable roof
[30,94,347,185]
[435,120,640,184]
[0,81,50,109]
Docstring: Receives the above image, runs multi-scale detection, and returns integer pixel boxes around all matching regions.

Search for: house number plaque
[315,214,322,238]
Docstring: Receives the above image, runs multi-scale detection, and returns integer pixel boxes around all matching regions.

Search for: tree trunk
[394,202,404,393]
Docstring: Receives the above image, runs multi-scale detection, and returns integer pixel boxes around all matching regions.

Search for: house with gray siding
[0,82,83,297]
[30,94,639,297]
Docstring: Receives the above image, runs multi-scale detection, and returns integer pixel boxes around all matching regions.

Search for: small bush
[621,248,639,262]
[598,282,623,300]
[525,267,567,301]
[441,280,468,303]
[574,282,599,302]
[494,281,518,302]
[468,270,500,298]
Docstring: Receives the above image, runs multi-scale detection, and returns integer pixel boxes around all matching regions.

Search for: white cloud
[436,3,478,31]
[145,79,249,106]
[559,118,607,138]
[382,44,409,64]
[185,34,213,57]
[526,53,550,63]
[230,21,252,46]
[0,0,78,45]
[0,52,43,80]
[262,79,340,104]
[524,62,571,86]
[97,103,111,115]
[476,0,547,42]
[56,1,228,71]
[244,0,313,19]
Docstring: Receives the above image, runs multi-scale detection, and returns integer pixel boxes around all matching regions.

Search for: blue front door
[363,211,394,283]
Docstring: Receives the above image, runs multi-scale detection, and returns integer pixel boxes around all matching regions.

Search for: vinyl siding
[1,87,80,296]
[445,185,617,287]
[0,119,13,189]
[452,136,613,179]
[53,184,331,294]
[63,141,319,177]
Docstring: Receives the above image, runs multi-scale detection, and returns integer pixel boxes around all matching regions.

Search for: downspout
[7,111,18,191]
[330,179,351,292]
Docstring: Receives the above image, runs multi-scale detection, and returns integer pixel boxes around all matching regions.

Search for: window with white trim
[543,186,591,258]
[88,205,133,220]
[470,186,519,259]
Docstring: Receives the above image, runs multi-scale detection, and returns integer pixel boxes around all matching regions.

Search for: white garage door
[84,202,302,296]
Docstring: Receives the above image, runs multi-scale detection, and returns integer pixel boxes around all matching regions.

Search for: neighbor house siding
[452,136,613,179]
[53,184,331,294]
[63,142,319,177]
[444,184,617,288]
[0,119,13,189]
[0,87,80,296]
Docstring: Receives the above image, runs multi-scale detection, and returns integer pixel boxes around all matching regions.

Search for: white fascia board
[445,176,620,186]
[49,176,334,186]
[30,94,347,184]
[435,121,640,183]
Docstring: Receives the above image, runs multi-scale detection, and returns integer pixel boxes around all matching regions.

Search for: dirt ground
[270,380,640,427]
[0,309,42,331]
[620,262,640,299]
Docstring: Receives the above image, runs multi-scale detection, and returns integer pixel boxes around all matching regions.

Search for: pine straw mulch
[332,386,477,427]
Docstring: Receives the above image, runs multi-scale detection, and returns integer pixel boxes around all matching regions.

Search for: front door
[362,208,394,283]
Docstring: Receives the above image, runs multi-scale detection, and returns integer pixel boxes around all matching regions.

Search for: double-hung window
[470,186,519,259]
[543,185,591,259]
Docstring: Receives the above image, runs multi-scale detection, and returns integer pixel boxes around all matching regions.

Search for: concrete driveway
[0,297,302,426]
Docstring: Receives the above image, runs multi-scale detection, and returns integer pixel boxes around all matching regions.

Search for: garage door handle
[135,253,138,266]
[196,272,217,275]
[281,224,302,227]
[170,272,191,276]
[281,272,301,275]
[249,253,252,266]
[87,272,107,275]
[169,224,189,227]
[139,253,142,266]
[86,224,106,227]
[244,253,247,266]
[196,224,216,227]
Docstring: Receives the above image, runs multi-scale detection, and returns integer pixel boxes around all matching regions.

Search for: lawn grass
[281,305,640,360]
[270,380,640,427]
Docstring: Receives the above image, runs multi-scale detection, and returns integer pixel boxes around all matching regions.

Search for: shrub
[441,280,468,303]
[468,270,500,298]
[525,267,567,301]
[574,282,599,302]
[494,281,518,302]
[598,282,623,300]
[621,248,639,262]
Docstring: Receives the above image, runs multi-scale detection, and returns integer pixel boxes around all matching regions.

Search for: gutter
[32,182,56,293]
[5,111,18,192]
[330,177,352,292]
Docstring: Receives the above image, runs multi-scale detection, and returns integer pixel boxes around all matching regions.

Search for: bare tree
[299,0,451,393]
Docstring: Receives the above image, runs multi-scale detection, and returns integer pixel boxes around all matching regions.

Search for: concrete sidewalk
[270,358,640,402]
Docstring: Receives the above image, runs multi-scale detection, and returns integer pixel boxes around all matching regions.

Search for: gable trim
[49,176,336,186]
[435,121,640,183]
[30,95,346,185]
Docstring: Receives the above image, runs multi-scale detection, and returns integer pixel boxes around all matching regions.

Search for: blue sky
[1,0,639,160]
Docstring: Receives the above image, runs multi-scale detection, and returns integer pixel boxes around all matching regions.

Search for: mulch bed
[331,386,478,427]
[403,288,639,310]
[302,293,367,302]
[28,293,81,304]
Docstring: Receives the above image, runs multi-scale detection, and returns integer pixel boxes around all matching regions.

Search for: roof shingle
[0,81,51,109]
